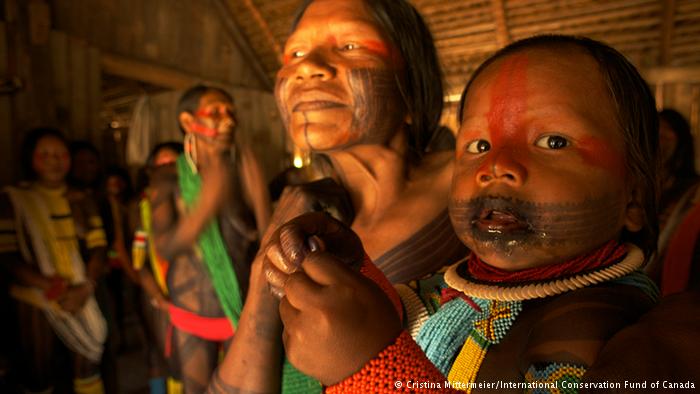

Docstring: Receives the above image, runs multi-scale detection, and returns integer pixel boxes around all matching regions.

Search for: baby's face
[450,47,640,270]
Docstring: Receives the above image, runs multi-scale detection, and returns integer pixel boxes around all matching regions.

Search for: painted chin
[289,111,358,151]
[450,196,540,259]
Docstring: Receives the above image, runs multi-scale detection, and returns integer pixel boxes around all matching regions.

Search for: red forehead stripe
[487,54,529,147]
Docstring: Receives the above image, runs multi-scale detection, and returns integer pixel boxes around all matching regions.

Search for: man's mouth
[293,100,346,112]
[472,209,530,234]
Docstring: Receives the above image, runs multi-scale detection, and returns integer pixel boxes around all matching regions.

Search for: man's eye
[291,50,306,58]
[340,43,359,51]
[535,135,569,150]
[465,139,491,154]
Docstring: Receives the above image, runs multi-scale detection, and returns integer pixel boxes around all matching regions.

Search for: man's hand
[58,282,94,314]
[263,213,401,385]
[268,178,354,236]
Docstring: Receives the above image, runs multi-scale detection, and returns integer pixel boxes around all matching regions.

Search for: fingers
[283,270,325,310]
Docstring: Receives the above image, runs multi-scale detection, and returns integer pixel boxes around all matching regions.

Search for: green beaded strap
[176,155,242,326]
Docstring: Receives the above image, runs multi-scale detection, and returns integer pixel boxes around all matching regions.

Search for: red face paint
[486,54,529,148]
[189,122,218,138]
[578,136,625,179]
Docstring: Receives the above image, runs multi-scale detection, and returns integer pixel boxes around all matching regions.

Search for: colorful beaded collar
[445,244,644,302]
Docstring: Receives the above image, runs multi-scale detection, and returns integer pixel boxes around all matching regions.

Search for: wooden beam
[644,65,700,84]
[659,0,676,65]
[100,52,239,90]
[240,0,282,64]
[490,0,510,47]
[213,0,273,91]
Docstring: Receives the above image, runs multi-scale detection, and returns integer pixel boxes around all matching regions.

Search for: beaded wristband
[326,331,449,393]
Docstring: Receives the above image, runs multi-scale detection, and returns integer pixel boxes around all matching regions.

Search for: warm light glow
[293,155,304,168]
[444,93,462,103]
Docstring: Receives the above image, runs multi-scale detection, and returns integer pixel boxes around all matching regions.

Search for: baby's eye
[465,139,491,154]
[340,43,359,51]
[535,135,569,150]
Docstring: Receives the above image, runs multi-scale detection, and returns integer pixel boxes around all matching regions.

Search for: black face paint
[449,195,624,256]
[347,67,403,146]
[275,76,291,131]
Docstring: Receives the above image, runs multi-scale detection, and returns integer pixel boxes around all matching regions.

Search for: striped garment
[4,184,107,362]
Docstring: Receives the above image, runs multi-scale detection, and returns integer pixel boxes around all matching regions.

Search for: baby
[264,34,660,392]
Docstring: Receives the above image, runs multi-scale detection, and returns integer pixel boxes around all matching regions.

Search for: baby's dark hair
[458,34,660,260]
[177,85,233,134]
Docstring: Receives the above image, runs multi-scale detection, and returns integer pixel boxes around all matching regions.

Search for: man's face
[71,149,100,186]
[183,90,237,148]
[34,136,70,186]
[275,0,406,152]
[450,48,640,270]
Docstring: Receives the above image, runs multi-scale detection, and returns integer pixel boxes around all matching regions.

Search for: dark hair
[69,140,99,158]
[20,127,69,181]
[659,108,697,180]
[458,34,660,261]
[290,0,444,163]
[176,85,234,134]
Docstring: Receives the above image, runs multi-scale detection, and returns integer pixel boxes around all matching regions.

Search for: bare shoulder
[520,283,654,367]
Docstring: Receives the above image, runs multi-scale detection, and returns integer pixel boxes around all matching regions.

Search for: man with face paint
[0,128,108,394]
[148,85,270,393]
[262,35,666,391]
[205,1,466,393]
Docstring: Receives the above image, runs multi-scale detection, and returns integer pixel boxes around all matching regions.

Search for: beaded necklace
[445,243,643,302]
[415,242,643,391]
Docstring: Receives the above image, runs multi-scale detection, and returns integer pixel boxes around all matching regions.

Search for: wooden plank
[0,22,14,185]
[50,30,69,125]
[69,35,88,140]
[659,0,677,65]
[645,65,700,84]
[240,0,282,61]
[100,51,240,90]
[490,0,510,46]
[215,0,273,90]
[87,46,101,149]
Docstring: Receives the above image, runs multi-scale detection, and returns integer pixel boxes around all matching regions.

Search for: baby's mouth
[473,209,530,234]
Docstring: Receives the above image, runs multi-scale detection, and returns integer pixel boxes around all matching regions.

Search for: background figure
[150,85,270,393]
[102,167,140,353]
[0,128,108,394]
[131,142,184,394]
[68,140,119,394]
[648,108,700,295]
[68,141,103,194]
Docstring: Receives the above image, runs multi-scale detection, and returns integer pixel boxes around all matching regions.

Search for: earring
[184,133,198,174]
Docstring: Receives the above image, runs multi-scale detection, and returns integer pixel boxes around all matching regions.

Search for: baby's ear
[624,186,645,232]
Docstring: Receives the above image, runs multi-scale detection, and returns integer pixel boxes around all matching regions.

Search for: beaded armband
[326,330,450,393]
[524,362,586,394]
[359,253,404,322]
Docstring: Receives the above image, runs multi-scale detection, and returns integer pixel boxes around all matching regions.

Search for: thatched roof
[222,0,700,96]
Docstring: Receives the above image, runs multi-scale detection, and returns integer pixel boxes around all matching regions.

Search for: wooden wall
[50,0,270,91]
[0,0,286,185]
[0,0,102,185]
